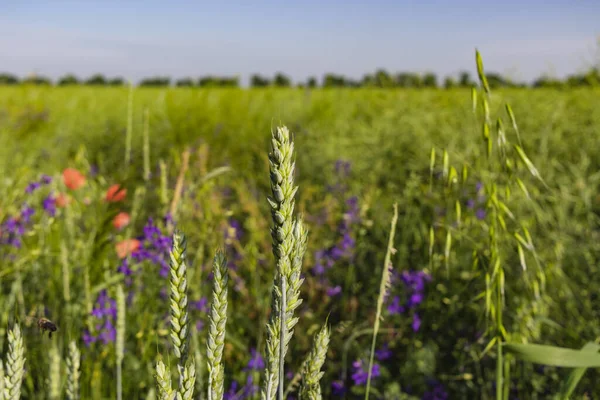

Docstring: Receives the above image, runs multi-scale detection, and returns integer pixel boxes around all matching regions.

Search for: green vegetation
[1,51,599,399]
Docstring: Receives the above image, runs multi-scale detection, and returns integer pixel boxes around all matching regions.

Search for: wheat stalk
[169,230,191,364]
[3,324,25,400]
[261,126,306,400]
[207,251,228,400]
[299,324,330,400]
[66,340,81,400]
[49,344,61,400]
[156,359,174,400]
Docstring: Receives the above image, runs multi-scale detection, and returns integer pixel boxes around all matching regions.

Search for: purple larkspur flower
[423,379,449,400]
[42,194,56,216]
[85,290,118,345]
[327,285,342,296]
[466,198,476,209]
[351,360,380,386]
[25,181,41,194]
[476,181,483,192]
[191,297,209,313]
[375,344,393,361]
[332,380,346,396]
[20,205,35,223]
[387,296,404,315]
[40,174,52,184]
[412,313,421,332]
[196,320,204,332]
[245,347,265,371]
[476,208,486,220]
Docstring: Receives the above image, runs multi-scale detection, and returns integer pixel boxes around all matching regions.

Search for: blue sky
[1,0,598,85]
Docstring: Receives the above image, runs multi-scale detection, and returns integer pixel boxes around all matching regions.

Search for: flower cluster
[351,359,381,386]
[223,376,258,400]
[117,217,173,278]
[387,270,431,332]
[83,290,117,346]
[464,181,486,221]
[422,379,448,400]
[0,205,35,249]
[312,160,360,280]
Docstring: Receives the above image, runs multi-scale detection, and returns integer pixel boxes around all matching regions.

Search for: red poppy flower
[63,168,86,190]
[116,239,140,259]
[112,212,131,230]
[105,184,127,202]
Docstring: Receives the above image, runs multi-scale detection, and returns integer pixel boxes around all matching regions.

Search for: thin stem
[279,275,287,400]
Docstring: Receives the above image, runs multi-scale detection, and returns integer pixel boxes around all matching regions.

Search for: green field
[1,80,600,399]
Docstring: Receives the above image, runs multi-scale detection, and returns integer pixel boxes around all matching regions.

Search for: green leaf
[503,343,600,367]
[557,342,600,399]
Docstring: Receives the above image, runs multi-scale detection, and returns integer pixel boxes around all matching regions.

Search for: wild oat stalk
[206,251,228,400]
[116,285,126,400]
[261,126,307,400]
[66,341,81,400]
[125,83,134,165]
[299,324,330,400]
[3,324,25,400]
[365,203,399,400]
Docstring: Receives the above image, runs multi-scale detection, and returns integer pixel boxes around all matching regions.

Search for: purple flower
[42,194,56,216]
[387,296,405,315]
[351,360,380,386]
[191,297,209,313]
[40,174,53,184]
[412,313,421,332]
[20,206,35,223]
[331,380,346,396]
[245,347,265,371]
[375,344,393,361]
[466,199,475,209]
[476,208,486,220]
[85,290,118,345]
[423,379,448,400]
[326,285,342,297]
[476,181,483,192]
[334,159,351,177]
[25,181,41,194]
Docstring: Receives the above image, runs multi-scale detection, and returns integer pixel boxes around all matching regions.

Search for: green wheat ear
[261,125,308,400]
[299,324,330,400]
[207,251,228,400]
[169,230,191,363]
[3,323,26,400]
[66,340,81,400]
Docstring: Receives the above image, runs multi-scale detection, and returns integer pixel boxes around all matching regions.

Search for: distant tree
[0,73,19,85]
[85,74,107,85]
[458,71,472,87]
[176,78,195,87]
[485,72,515,88]
[22,75,52,85]
[250,74,270,87]
[139,77,170,87]
[361,74,375,87]
[273,72,291,87]
[443,76,457,89]
[395,72,421,88]
[374,69,394,88]
[322,73,346,87]
[58,74,80,86]
[217,77,239,87]
[108,77,125,86]
[306,77,317,88]
[422,72,438,88]
[532,75,564,89]
[198,76,217,87]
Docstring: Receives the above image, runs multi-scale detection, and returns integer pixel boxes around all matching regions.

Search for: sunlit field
[1,55,600,399]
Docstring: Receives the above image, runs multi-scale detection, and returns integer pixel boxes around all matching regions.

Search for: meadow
[1,54,600,399]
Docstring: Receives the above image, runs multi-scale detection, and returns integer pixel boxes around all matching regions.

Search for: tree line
[1,68,598,88]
